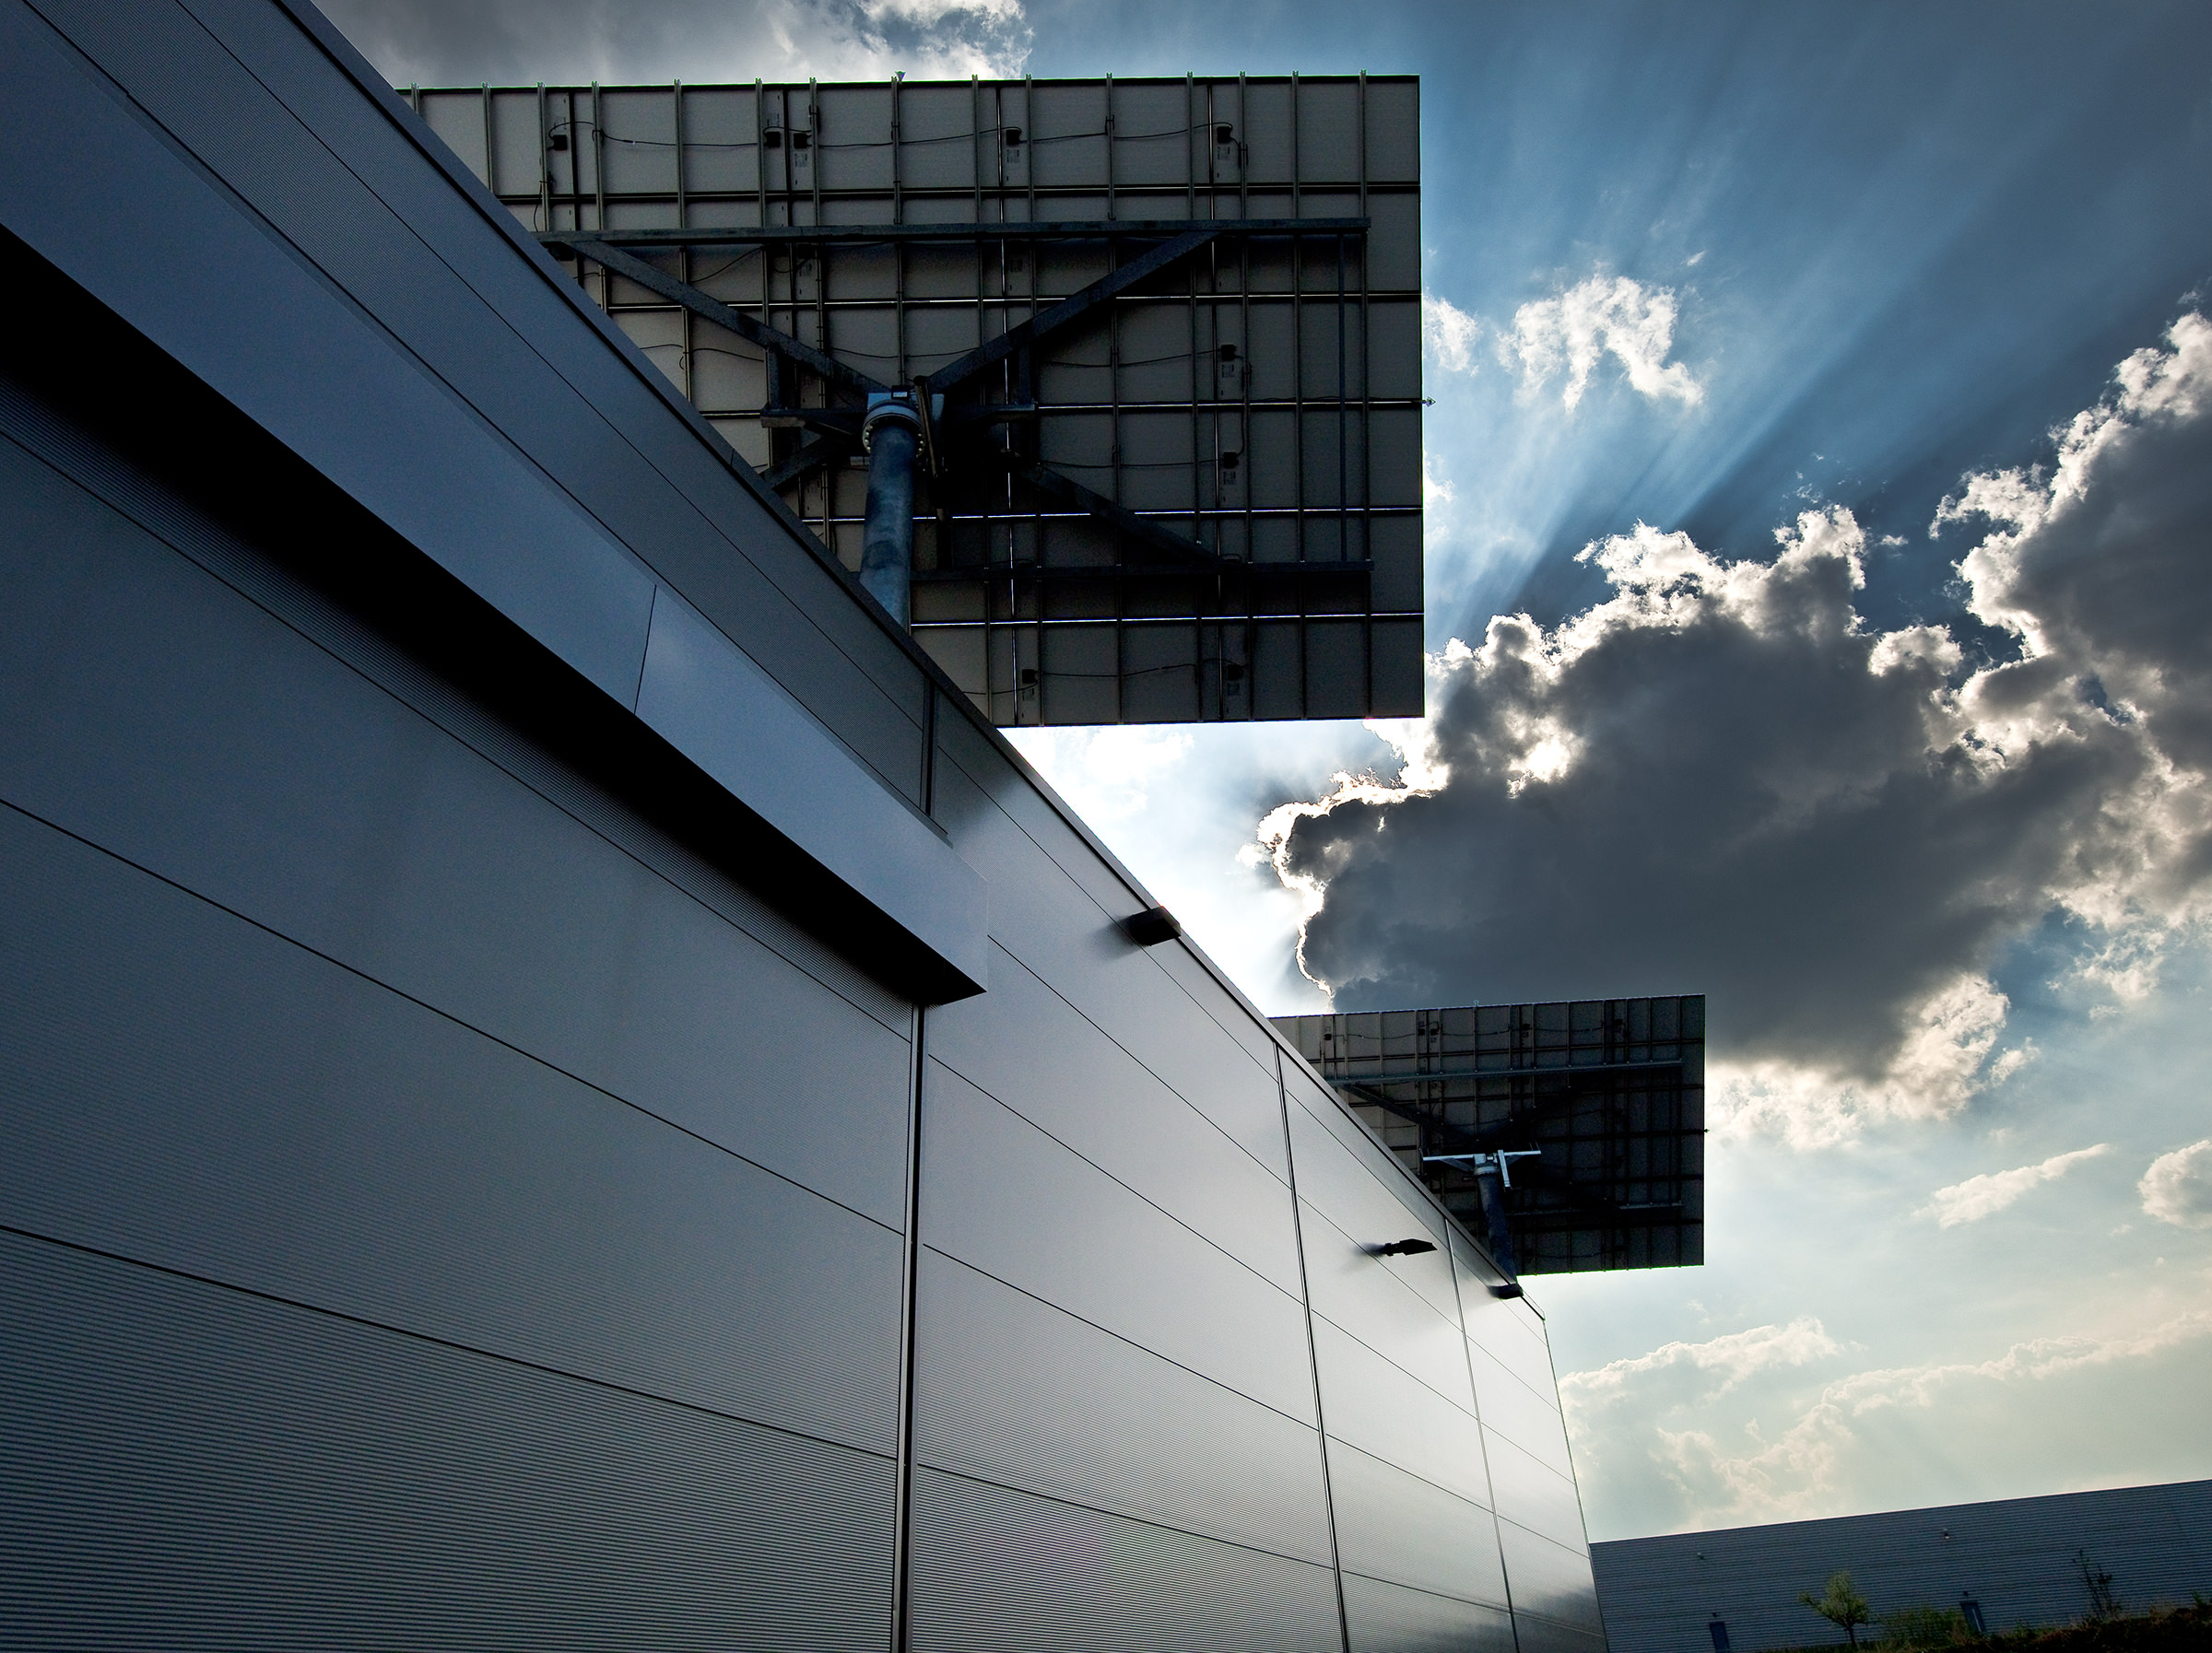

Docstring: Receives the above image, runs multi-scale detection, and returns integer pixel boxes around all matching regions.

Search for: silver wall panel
[0,1232,897,1649]
[0,804,902,1453]
[1594,1480,2212,1653]
[922,1060,1317,1423]
[0,432,914,1225]
[1300,1200,1479,1413]
[1499,1519,1609,1635]
[1469,1340,1577,1478]
[1342,1574,1519,1653]
[1456,1233,1560,1394]
[930,725,1294,1178]
[1312,1319,1493,1511]
[1328,1439,1512,1609]
[926,945,1304,1296]
[1483,1432,1590,1552]
[909,1469,1344,1653]
[48,0,935,803]
[1512,1618,1612,1653]
[1288,1095,1461,1323]
[912,1250,1335,1564]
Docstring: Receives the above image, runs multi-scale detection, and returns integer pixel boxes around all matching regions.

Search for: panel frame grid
[405,75,1423,728]
[1275,998,1707,1275]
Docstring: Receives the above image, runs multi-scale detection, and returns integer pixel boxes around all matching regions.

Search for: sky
[319,0,2212,1540]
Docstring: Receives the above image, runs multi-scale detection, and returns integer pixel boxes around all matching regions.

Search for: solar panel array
[407,76,1423,726]
[1277,998,1706,1274]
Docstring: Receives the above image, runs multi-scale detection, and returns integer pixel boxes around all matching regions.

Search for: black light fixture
[1121,906,1182,946]
[1364,1237,1437,1258]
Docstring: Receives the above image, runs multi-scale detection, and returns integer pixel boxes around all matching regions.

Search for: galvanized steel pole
[860,393,924,627]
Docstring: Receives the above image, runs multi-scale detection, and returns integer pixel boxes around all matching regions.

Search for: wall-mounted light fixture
[1121,906,1182,946]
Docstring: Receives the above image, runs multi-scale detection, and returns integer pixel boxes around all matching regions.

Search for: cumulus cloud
[320,0,1030,86]
[1573,1299,2212,1528]
[1256,311,2212,1143]
[1921,1144,2111,1228]
[1503,274,1703,409]
[2140,1138,2212,1229]
[1424,294,1483,376]
[1560,1318,1841,1404]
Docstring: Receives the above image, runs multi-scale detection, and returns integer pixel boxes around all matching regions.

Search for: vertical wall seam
[1277,1044,1353,1653]
[889,1001,927,1653]
[1448,1239,1526,1653]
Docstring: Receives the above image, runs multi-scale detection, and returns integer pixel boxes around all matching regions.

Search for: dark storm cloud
[1262,314,2212,1136]
[315,0,1028,86]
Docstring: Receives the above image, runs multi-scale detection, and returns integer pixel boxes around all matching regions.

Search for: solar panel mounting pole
[1424,1148,1539,1292]
[861,391,926,627]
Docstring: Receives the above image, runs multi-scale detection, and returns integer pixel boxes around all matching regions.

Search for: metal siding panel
[1486,1431,1591,1552]
[0,1232,896,1650]
[926,943,1305,1297]
[1497,1519,1608,1637]
[1343,1573,1519,1653]
[1312,1318,1493,1511]
[909,1468,1343,1653]
[1470,1341,1577,1478]
[933,733,1296,1178]
[1456,1234,1559,1383]
[632,590,987,990]
[1593,1481,2212,1653]
[922,1061,1318,1423]
[1288,1095,1462,1323]
[0,0,658,703]
[0,5,980,981]
[0,804,902,1452]
[0,431,917,1222]
[912,1250,1335,1565]
[165,0,937,792]
[1301,1199,1479,1414]
[1329,1439,1512,1609]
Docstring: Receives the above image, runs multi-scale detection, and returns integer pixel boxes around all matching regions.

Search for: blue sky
[327,0,2212,1539]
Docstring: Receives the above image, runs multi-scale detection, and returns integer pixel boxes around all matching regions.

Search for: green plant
[1803,1572,1877,1648]
[2075,1552,2122,1624]
[1884,1604,1970,1647]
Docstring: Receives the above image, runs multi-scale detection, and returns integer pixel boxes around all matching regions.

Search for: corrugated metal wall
[0,3,1601,1648]
[1594,1482,2212,1653]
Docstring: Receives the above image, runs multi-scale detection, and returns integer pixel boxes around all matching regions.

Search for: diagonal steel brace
[922,228,1219,397]
[565,239,885,399]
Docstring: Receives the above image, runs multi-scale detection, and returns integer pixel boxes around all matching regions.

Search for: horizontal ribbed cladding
[0,420,914,1224]
[0,803,902,1453]
[1466,1339,1575,1478]
[924,724,1297,1179]
[1497,1519,1609,1635]
[1509,1614,1611,1653]
[1341,1572,1518,1653]
[912,1249,1335,1565]
[0,1231,896,1649]
[1327,1439,1511,1610]
[920,1060,1317,1423]
[1310,1319,1492,1512]
[1484,1429,1590,1551]
[908,1468,1342,1653]
[924,941,1304,1296]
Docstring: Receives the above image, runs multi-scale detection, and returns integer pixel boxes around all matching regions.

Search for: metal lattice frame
[1277,999,1707,1275]
[403,76,1424,728]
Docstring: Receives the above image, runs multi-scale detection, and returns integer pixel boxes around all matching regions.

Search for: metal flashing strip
[0,0,985,1000]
